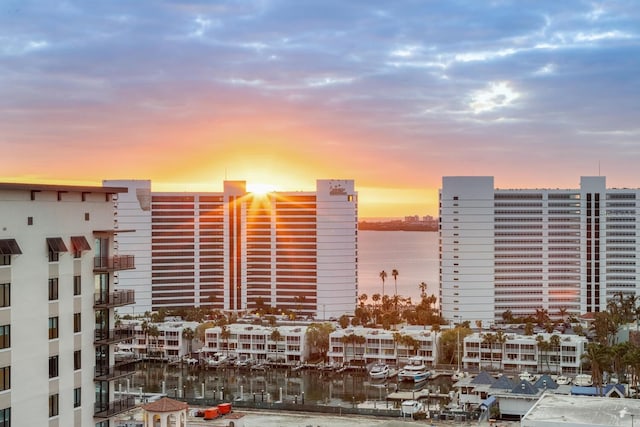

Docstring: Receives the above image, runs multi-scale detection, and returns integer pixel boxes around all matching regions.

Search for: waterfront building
[105,179,358,320]
[117,320,200,362]
[327,326,438,367]
[203,323,310,364]
[0,182,136,427]
[440,176,640,325]
[461,332,587,375]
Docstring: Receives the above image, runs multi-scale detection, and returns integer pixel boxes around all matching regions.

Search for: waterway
[126,362,454,406]
[358,230,439,302]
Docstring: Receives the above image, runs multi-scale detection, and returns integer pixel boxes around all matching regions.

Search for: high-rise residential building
[0,182,136,427]
[440,176,639,325]
[105,179,358,320]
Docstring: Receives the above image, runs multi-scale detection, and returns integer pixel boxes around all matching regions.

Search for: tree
[582,343,610,396]
[358,293,368,307]
[338,314,350,329]
[220,325,231,356]
[379,270,388,296]
[419,282,427,298]
[270,328,284,362]
[306,322,335,361]
[391,269,399,297]
[148,325,160,358]
[482,333,497,370]
[182,327,195,355]
[549,334,561,374]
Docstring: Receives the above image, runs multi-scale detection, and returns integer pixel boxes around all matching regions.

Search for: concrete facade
[107,179,358,320]
[440,176,640,325]
[0,182,136,427]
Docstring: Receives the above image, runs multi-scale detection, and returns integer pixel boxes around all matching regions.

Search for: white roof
[522,393,640,426]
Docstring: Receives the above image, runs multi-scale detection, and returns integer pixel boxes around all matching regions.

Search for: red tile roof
[142,397,188,413]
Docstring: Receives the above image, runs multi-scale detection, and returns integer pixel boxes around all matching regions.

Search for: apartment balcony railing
[94,395,136,418]
[94,289,135,309]
[94,362,136,381]
[94,326,135,345]
[94,255,135,272]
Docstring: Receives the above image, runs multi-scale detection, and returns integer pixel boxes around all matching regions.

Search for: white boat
[519,371,537,382]
[574,374,593,386]
[556,375,572,385]
[398,356,431,383]
[206,352,228,368]
[401,400,424,416]
[369,363,391,380]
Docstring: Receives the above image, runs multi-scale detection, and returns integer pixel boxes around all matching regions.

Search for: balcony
[94,290,135,309]
[94,255,135,272]
[94,362,136,381]
[95,326,135,345]
[94,395,136,418]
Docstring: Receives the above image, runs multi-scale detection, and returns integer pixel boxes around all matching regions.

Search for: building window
[0,326,9,349]
[48,356,59,378]
[0,284,9,307]
[0,407,9,427]
[73,276,81,296]
[73,350,81,370]
[73,313,81,333]
[48,278,59,301]
[0,256,9,267]
[73,387,81,408]
[48,394,59,417]
[27,216,33,226]
[0,367,9,391]
[48,251,59,262]
[48,317,59,339]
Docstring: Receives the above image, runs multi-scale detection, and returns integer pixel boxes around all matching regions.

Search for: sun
[247,182,276,195]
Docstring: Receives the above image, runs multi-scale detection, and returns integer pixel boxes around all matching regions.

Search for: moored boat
[556,375,572,385]
[574,374,593,386]
[369,362,391,380]
[398,356,431,383]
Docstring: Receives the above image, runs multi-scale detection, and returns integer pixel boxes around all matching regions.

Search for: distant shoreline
[358,221,438,232]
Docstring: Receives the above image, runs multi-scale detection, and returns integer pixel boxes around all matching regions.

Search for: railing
[94,395,136,418]
[94,289,135,308]
[94,255,135,272]
[94,363,137,381]
[94,327,135,345]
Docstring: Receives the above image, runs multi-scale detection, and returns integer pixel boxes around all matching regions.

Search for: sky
[1,1,639,218]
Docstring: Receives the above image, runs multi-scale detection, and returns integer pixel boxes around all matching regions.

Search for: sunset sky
[1,1,639,218]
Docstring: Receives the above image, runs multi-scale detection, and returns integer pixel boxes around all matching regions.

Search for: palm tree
[358,293,368,308]
[419,282,427,298]
[582,343,610,396]
[482,333,497,370]
[391,269,399,297]
[494,330,507,370]
[148,325,160,359]
[379,270,387,297]
[182,327,195,355]
[549,334,561,374]
[220,325,231,356]
[270,328,284,362]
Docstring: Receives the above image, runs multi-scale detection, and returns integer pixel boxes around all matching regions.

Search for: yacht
[206,352,228,368]
[556,375,572,385]
[519,371,537,382]
[398,356,431,383]
[369,362,391,380]
[401,400,424,416]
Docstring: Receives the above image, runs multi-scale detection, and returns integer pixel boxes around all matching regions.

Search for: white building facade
[106,179,358,320]
[440,176,640,325]
[0,182,136,427]
[203,323,309,364]
[461,332,587,375]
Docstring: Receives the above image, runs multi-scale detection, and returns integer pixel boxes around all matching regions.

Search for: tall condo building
[440,176,639,325]
[0,183,136,427]
[105,179,358,320]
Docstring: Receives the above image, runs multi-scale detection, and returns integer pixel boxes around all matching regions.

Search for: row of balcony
[93,255,135,272]
[94,289,136,309]
[94,395,136,418]
[94,362,137,381]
